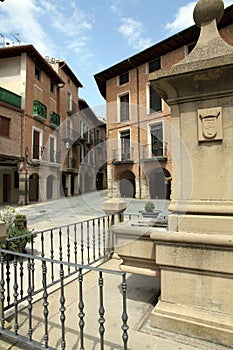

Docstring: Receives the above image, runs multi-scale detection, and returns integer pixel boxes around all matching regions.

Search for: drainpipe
[128,59,142,199]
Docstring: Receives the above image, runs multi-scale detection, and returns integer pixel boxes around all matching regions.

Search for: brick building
[94,4,233,200]
[0,45,106,205]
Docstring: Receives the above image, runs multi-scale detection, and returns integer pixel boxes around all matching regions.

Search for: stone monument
[149,0,233,347]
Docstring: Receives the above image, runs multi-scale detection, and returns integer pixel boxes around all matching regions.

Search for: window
[32,129,43,159]
[50,80,55,93]
[149,85,162,113]
[151,122,163,157]
[0,116,10,137]
[35,66,41,81]
[67,92,72,112]
[120,130,130,161]
[148,58,161,73]
[119,72,129,85]
[120,93,130,121]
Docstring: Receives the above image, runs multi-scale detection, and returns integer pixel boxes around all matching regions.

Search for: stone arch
[29,173,39,202]
[47,174,55,200]
[149,167,171,200]
[119,170,136,198]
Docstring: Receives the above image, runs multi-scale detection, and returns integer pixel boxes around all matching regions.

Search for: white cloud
[165,2,196,34]
[225,0,233,7]
[118,17,153,50]
[0,0,56,56]
[165,0,233,35]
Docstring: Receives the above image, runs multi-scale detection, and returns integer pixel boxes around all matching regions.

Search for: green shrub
[144,201,155,212]
[0,208,34,253]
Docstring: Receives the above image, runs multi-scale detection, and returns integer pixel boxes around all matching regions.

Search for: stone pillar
[102,198,127,225]
[39,177,47,202]
[74,175,79,195]
[66,174,71,197]
[149,0,233,347]
[18,162,29,205]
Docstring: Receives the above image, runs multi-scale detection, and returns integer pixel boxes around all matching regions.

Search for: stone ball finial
[193,0,224,28]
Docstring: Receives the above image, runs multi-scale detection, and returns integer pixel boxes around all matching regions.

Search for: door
[33,130,40,159]
[3,174,11,202]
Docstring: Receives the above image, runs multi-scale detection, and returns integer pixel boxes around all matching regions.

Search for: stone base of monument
[111,220,162,277]
[150,231,233,348]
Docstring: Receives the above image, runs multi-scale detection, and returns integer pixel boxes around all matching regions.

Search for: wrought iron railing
[0,215,129,349]
[0,87,21,108]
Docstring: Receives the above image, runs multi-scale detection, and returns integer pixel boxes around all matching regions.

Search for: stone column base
[150,230,233,348]
[151,301,233,348]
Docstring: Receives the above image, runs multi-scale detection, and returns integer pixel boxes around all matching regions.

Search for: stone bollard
[102,198,127,225]
[102,198,127,259]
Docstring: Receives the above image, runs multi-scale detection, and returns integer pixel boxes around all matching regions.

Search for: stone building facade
[0,45,106,205]
[95,4,233,200]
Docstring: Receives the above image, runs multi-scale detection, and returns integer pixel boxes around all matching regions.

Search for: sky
[0,0,233,115]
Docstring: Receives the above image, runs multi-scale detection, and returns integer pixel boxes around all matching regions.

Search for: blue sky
[0,0,232,115]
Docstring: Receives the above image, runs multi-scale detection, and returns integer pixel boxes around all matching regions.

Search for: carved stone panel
[197,107,223,142]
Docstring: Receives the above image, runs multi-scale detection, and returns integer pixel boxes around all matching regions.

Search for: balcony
[67,157,77,170]
[61,127,80,146]
[66,100,78,115]
[49,111,60,129]
[30,145,60,165]
[112,148,134,165]
[0,87,21,108]
[142,143,167,162]
[33,100,47,123]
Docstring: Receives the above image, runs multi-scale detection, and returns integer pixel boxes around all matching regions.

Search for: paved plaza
[0,193,231,349]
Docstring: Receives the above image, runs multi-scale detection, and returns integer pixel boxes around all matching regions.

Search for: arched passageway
[29,173,39,202]
[119,170,136,198]
[149,168,171,199]
[47,175,54,200]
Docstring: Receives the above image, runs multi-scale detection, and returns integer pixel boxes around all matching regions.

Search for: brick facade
[95,7,233,200]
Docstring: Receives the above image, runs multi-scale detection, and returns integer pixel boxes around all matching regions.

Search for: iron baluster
[0,252,5,329]
[50,229,54,282]
[87,221,90,264]
[107,216,111,254]
[67,226,70,274]
[78,268,85,350]
[19,245,24,300]
[102,217,106,256]
[27,258,33,341]
[121,274,129,349]
[98,271,105,350]
[13,257,19,335]
[30,236,35,292]
[59,228,63,261]
[42,261,49,348]
[98,218,101,258]
[74,224,77,269]
[92,219,96,261]
[81,223,84,265]
[6,242,10,306]
[60,264,66,350]
[41,232,45,258]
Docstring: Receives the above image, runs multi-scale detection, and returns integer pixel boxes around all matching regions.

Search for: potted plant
[0,206,34,253]
[141,201,161,219]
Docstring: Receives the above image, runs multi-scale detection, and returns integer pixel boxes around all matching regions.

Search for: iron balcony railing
[67,157,77,169]
[50,111,60,128]
[142,143,168,160]
[0,215,129,349]
[0,87,21,109]
[31,145,60,164]
[112,148,134,163]
[33,100,47,122]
